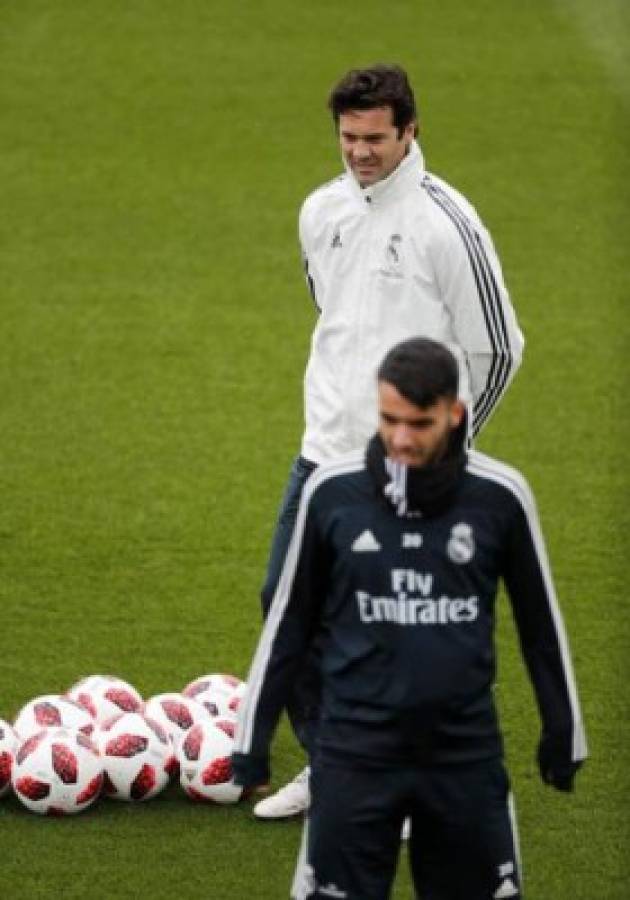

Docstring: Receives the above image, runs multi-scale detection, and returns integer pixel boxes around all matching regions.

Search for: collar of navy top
[365,415,468,519]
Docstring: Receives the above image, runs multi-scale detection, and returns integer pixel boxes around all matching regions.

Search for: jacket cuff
[231,752,270,788]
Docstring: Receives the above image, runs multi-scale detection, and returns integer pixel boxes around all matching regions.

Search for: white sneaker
[253,767,310,819]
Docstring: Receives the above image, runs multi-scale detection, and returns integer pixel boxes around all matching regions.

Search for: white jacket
[299,141,524,465]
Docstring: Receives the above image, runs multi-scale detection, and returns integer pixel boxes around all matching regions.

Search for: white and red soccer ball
[66,675,143,724]
[177,718,242,804]
[96,712,175,801]
[182,673,246,720]
[143,693,210,748]
[13,694,95,740]
[0,718,18,799]
[11,727,103,815]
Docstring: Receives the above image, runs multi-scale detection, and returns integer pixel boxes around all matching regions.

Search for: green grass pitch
[0,1,628,897]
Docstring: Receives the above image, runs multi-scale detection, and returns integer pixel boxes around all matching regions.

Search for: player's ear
[403,121,416,145]
[449,400,466,428]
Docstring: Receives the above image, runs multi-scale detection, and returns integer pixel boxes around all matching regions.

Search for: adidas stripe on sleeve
[423,176,525,436]
[468,452,587,763]
[233,458,362,786]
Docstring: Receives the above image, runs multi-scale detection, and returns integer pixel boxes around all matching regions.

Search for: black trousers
[261,454,321,753]
[291,756,522,900]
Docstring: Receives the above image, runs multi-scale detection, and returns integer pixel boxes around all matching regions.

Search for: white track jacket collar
[342,139,426,206]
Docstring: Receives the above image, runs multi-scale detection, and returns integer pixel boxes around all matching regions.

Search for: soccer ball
[66,675,143,724]
[96,712,175,801]
[143,693,210,747]
[177,718,242,804]
[13,694,95,740]
[0,718,18,799]
[11,727,103,815]
[182,673,247,720]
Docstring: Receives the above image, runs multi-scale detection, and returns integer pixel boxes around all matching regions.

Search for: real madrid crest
[378,233,404,279]
[447,522,475,564]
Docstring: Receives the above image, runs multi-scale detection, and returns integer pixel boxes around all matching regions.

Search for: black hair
[377,338,459,408]
[328,64,417,138]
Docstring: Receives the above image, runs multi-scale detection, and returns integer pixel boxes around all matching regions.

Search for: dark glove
[231,751,270,790]
[537,733,583,792]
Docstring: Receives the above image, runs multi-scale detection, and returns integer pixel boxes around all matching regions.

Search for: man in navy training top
[234,337,586,900]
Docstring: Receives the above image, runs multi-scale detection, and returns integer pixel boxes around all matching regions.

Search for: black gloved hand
[537,733,583,792]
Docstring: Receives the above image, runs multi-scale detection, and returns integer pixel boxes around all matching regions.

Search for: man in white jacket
[255,63,525,820]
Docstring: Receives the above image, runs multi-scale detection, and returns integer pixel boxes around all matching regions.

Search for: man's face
[338,106,415,187]
[378,381,464,468]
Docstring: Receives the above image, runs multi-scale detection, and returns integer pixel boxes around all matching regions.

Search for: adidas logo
[494,877,519,899]
[351,530,381,552]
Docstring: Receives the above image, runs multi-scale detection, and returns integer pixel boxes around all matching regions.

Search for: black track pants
[291,757,522,900]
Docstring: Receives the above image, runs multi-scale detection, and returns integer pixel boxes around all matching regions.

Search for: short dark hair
[328,64,417,137]
[377,338,459,408]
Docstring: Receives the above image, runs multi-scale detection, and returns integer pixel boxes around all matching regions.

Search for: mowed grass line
[0,1,627,898]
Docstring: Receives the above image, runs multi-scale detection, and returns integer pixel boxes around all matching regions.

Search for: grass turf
[0,1,628,897]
